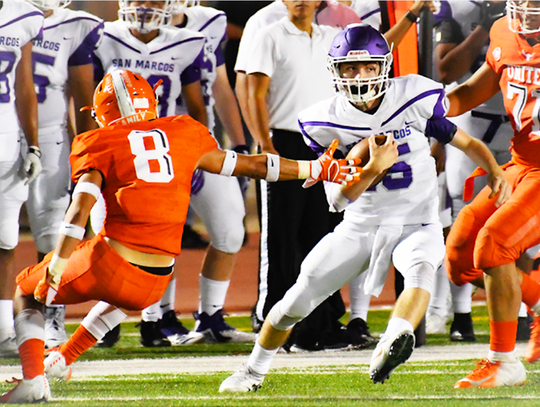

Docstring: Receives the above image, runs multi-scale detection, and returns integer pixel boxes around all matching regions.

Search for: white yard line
[0,343,528,381]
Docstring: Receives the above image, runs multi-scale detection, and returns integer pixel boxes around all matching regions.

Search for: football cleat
[160,310,204,346]
[96,324,121,348]
[0,375,50,403]
[347,318,377,349]
[44,350,72,381]
[140,320,171,347]
[517,315,532,342]
[525,315,540,363]
[194,310,256,343]
[450,313,476,342]
[219,364,265,393]
[426,312,447,335]
[0,328,18,358]
[369,329,415,384]
[44,305,69,349]
[454,359,526,388]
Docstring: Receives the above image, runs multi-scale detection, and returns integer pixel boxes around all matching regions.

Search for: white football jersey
[299,75,454,226]
[175,5,226,133]
[34,8,103,129]
[0,1,43,134]
[94,20,205,118]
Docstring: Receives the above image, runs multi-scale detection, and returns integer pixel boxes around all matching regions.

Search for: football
[347,135,388,187]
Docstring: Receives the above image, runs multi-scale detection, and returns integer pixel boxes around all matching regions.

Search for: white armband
[266,153,280,182]
[48,253,68,285]
[220,150,238,177]
[59,222,86,240]
[73,182,101,200]
[328,184,351,213]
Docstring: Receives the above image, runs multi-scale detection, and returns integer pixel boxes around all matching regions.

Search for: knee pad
[403,262,434,293]
[208,224,245,254]
[267,301,302,331]
[81,301,127,340]
[34,234,58,255]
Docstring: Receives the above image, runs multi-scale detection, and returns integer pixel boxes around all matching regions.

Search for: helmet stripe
[111,71,136,119]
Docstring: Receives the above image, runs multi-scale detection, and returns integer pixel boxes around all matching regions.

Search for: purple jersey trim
[381,88,444,127]
[425,117,457,144]
[191,168,205,194]
[180,47,203,85]
[149,36,204,55]
[103,32,141,54]
[359,8,380,21]
[0,10,43,30]
[68,22,104,66]
[215,41,225,67]
[298,120,346,158]
[43,16,102,31]
[433,1,453,25]
[300,120,372,132]
[199,12,226,32]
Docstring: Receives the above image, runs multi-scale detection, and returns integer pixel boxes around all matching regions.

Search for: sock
[59,325,97,365]
[451,282,473,314]
[428,263,450,316]
[19,339,45,379]
[384,317,414,338]
[349,273,370,321]
[521,273,540,312]
[199,275,229,316]
[0,300,14,331]
[142,301,161,322]
[519,302,528,318]
[247,340,279,376]
[488,349,517,362]
[160,278,176,314]
[490,320,518,353]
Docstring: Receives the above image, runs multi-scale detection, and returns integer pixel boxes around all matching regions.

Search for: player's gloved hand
[233,144,251,194]
[34,269,61,306]
[23,146,42,185]
[303,139,362,189]
[480,1,506,32]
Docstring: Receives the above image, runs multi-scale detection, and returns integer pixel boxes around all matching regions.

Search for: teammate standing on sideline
[0,0,44,357]
[171,0,255,343]
[220,23,508,392]
[445,0,540,388]
[0,70,362,403]
[27,0,104,350]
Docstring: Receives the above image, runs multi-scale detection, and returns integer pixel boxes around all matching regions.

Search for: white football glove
[23,146,42,185]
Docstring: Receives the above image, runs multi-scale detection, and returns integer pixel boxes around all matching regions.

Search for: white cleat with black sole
[369,329,415,384]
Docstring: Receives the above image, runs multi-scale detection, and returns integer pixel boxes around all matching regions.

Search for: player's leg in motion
[27,128,72,350]
[369,224,443,384]
[347,273,376,348]
[450,166,540,388]
[219,225,366,392]
[189,172,255,343]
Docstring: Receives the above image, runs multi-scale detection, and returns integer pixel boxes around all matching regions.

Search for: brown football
[347,135,388,188]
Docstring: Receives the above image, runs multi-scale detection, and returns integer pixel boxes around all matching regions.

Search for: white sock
[199,275,229,316]
[160,278,176,314]
[349,273,370,321]
[384,317,414,338]
[247,340,279,376]
[451,282,473,314]
[428,263,450,316]
[488,349,517,362]
[0,300,14,331]
[142,301,162,322]
[518,302,528,318]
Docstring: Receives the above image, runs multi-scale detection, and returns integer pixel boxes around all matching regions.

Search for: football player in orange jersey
[444,0,540,388]
[0,69,380,403]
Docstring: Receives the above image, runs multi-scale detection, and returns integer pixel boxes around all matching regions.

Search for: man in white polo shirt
[245,0,348,351]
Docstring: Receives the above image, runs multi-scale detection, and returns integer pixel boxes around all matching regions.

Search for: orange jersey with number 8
[71,115,218,256]
[486,18,540,166]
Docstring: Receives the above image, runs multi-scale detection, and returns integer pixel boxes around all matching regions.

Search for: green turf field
[1,305,538,406]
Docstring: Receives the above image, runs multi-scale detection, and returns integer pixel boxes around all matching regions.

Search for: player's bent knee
[267,302,302,331]
[404,262,434,292]
[81,301,127,340]
[474,225,517,269]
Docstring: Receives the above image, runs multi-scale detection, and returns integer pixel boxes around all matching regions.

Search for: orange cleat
[525,315,540,363]
[454,359,526,388]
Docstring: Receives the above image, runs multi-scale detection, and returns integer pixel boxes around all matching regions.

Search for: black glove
[480,1,506,32]
[232,144,251,194]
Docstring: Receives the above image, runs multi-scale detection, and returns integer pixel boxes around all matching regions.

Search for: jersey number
[32,53,56,103]
[368,143,413,191]
[147,75,171,118]
[0,51,16,103]
[507,82,540,137]
[128,129,174,183]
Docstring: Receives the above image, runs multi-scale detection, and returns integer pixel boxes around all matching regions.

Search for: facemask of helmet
[27,0,72,11]
[119,0,174,34]
[507,0,540,34]
[91,70,158,127]
[171,0,200,15]
[328,23,393,105]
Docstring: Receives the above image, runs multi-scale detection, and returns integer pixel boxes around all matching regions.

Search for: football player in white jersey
[27,0,104,351]
[0,0,44,358]
[219,24,508,392]
[90,0,208,347]
[166,0,253,343]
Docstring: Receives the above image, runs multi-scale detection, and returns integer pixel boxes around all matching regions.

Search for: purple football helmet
[328,23,393,104]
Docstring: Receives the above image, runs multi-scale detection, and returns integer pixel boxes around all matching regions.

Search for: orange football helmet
[91,70,158,127]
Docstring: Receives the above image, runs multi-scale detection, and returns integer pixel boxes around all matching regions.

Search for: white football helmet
[27,0,71,11]
[172,0,200,15]
[118,0,174,34]
[507,0,540,34]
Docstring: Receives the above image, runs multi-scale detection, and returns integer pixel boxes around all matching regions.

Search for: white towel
[364,225,403,297]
